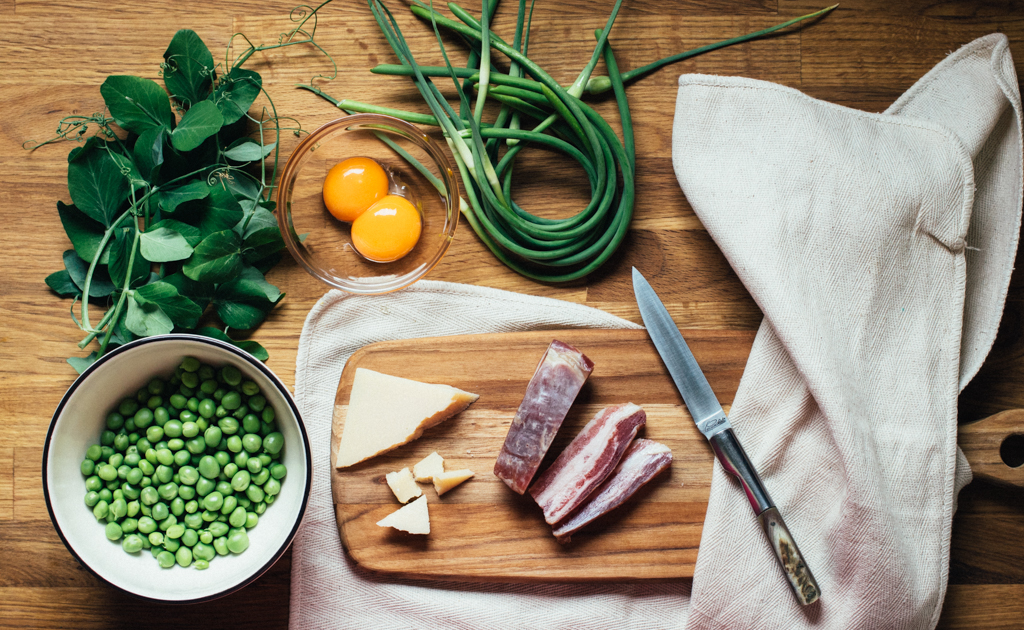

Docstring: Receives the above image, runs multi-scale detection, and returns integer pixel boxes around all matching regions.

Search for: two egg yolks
[322,157,421,262]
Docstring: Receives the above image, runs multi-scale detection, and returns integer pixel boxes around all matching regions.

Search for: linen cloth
[674,34,1022,630]
[289,281,701,629]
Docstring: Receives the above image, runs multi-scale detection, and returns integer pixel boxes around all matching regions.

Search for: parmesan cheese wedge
[376,495,430,534]
[433,469,475,496]
[385,467,422,503]
[335,368,479,468]
[412,452,445,482]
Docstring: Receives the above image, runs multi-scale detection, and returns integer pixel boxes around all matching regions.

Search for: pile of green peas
[81,356,287,570]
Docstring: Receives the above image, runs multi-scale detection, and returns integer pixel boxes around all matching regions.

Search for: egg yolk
[322,157,389,222]
[350,195,422,263]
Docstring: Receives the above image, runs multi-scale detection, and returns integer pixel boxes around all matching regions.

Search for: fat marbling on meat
[493,340,594,495]
[552,438,673,543]
[529,403,647,525]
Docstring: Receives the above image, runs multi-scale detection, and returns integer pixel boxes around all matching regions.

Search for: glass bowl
[277,114,459,294]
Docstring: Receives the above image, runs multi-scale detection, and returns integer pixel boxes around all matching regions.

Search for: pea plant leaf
[162,271,214,311]
[100,75,175,134]
[213,67,262,125]
[125,297,174,337]
[135,281,202,329]
[67,138,129,227]
[109,151,148,194]
[46,269,80,297]
[68,352,100,375]
[58,201,110,264]
[214,265,282,329]
[139,226,194,262]
[196,326,269,361]
[238,207,285,264]
[223,139,276,162]
[170,100,224,152]
[149,219,202,247]
[133,126,166,181]
[108,227,149,290]
[158,179,210,214]
[62,249,115,298]
[162,29,215,108]
[182,229,242,283]
[197,185,243,236]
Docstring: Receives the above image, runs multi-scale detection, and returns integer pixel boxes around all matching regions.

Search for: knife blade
[632,267,820,606]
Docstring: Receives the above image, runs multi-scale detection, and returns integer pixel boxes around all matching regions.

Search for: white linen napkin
[289,282,703,630]
[673,33,1022,630]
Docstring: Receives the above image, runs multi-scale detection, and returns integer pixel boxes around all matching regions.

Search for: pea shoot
[81,357,288,569]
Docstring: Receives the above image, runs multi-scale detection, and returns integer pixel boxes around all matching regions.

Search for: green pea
[99,488,114,501]
[127,500,140,517]
[107,452,124,467]
[81,459,95,476]
[84,491,99,507]
[233,451,249,468]
[140,487,158,506]
[104,522,123,541]
[86,445,102,462]
[124,451,140,466]
[263,432,285,455]
[138,459,155,476]
[186,437,206,455]
[136,438,153,455]
[112,489,125,502]
[175,546,193,567]
[204,426,223,449]
[241,414,261,434]
[163,537,181,553]
[215,480,233,496]
[126,467,144,486]
[176,465,198,486]
[137,516,157,535]
[159,515,178,533]
[245,485,265,503]
[241,380,260,396]
[146,426,164,443]
[147,396,163,410]
[202,492,224,512]
[196,477,216,497]
[226,435,242,453]
[116,464,130,480]
[173,450,190,467]
[206,521,228,538]
[178,356,199,373]
[252,468,270,486]
[246,457,262,474]
[198,455,220,480]
[186,397,200,413]
[118,399,139,416]
[197,397,216,418]
[169,394,187,410]
[196,417,209,432]
[153,448,172,466]
[181,421,199,438]
[226,529,250,554]
[117,434,133,450]
[170,497,185,517]
[155,465,174,484]
[123,534,145,554]
[228,506,247,528]
[232,405,249,420]
[221,391,242,411]
[248,394,266,413]
[158,418,181,439]
[222,463,238,479]
[110,498,128,518]
[105,411,124,430]
[153,407,169,426]
[140,503,151,516]
[121,517,138,533]
[213,536,229,556]
[179,410,198,424]
[153,549,174,568]
[97,464,117,481]
[183,513,204,531]
[199,530,213,545]
[193,541,216,561]
[178,370,199,391]
[152,502,169,521]
[147,531,165,546]
[193,559,210,570]
[85,475,102,492]
[184,499,199,514]
[261,406,275,423]
[254,502,267,515]
[220,494,237,516]
[133,408,154,430]
[157,482,178,502]
[167,438,185,452]
[100,445,115,460]
[201,510,219,522]
[241,434,262,454]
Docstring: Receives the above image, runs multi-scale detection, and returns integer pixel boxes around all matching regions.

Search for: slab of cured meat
[552,438,674,543]
[529,403,647,525]
[493,340,594,494]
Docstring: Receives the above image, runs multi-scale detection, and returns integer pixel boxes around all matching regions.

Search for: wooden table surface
[2,0,1023,628]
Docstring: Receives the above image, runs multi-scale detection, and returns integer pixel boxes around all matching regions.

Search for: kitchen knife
[632,267,820,606]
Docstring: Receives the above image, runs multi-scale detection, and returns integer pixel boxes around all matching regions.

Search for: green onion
[299,1,836,282]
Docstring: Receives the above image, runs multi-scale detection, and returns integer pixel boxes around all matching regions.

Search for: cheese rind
[376,495,430,534]
[433,469,475,496]
[413,452,445,482]
[335,368,479,468]
[385,467,422,503]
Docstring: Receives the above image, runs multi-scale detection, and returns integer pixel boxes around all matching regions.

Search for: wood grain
[331,329,752,580]
[1,0,1023,627]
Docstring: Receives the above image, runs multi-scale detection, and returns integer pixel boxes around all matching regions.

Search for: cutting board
[330,328,755,581]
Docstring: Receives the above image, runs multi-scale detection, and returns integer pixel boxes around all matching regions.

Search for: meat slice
[552,439,673,543]
[493,340,594,494]
[529,403,647,525]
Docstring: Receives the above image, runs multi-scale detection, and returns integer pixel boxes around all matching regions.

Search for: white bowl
[43,334,311,603]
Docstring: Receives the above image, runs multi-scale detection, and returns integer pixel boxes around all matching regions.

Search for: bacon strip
[552,439,673,543]
[493,340,594,495]
[529,403,647,525]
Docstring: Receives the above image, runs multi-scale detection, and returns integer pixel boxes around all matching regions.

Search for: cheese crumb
[385,467,422,503]
[433,469,475,496]
[413,452,445,482]
[376,495,430,534]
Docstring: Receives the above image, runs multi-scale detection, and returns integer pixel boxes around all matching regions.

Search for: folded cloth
[672,34,1022,630]
[289,282,701,630]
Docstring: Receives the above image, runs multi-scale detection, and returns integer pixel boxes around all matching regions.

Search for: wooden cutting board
[331,328,755,581]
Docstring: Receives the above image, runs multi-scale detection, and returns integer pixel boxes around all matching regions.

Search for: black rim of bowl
[42,334,312,604]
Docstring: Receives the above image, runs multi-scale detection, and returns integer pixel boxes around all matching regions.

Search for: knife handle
[710,429,821,605]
